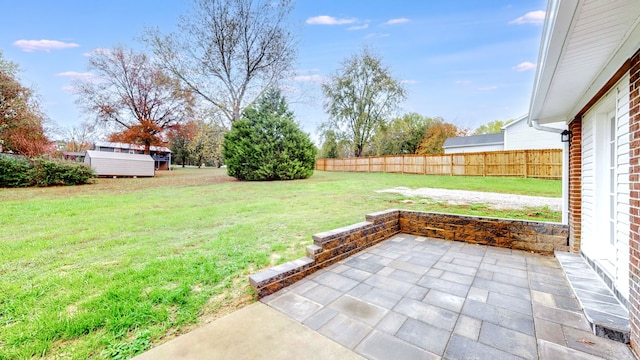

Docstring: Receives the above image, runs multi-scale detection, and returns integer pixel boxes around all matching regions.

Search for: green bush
[31,158,95,186]
[0,156,94,187]
[0,156,33,187]
[222,88,317,181]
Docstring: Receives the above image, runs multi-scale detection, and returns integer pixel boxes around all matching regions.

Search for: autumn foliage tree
[0,51,50,157]
[75,46,193,154]
[167,121,198,166]
[417,119,466,155]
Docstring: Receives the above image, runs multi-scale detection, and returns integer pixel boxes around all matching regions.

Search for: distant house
[443,133,503,154]
[94,141,171,170]
[502,115,565,150]
[84,150,155,177]
[443,115,565,154]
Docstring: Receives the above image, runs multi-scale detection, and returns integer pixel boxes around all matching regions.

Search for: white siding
[504,120,564,150]
[582,107,596,256]
[85,151,155,177]
[615,74,630,298]
[580,74,630,299]
[443,144,503,154]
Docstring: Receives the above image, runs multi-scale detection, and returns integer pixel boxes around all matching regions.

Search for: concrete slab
[136,234,637,360]
[133,302,364,360]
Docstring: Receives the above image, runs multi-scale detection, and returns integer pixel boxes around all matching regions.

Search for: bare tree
[74,46,193,154]
[145,0,297,124]
[62,122,96,152]
[322,47,406,157]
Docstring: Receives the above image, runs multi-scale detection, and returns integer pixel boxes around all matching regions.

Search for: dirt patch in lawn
[376,186,562,211]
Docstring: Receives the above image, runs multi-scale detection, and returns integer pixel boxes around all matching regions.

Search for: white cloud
[400,79,418,85]
[56,71,95,81]
[306,15,357,25]
[13,39,79,52]
[347,24,369,31]
[385,18,410,25]
[364,33,390,40]
[83,48,110,57]
[292,74,324,83]
[513,61,537,72]
[477,86,498,91]
[509,10,545,25]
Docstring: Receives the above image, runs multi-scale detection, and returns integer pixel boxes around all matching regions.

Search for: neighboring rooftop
[95,141,171,153]
[443,133,504,149]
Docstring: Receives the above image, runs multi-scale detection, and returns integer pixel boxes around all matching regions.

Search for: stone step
[555,251,630,344]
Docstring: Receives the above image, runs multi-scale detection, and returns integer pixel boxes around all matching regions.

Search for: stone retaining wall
[249,209,400,298]
[249,209,568,298]
[400,210,569,254]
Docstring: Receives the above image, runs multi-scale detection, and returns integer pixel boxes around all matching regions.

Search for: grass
[0,168,561,359]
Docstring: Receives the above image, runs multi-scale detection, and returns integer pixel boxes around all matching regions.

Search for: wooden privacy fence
[315,149,562,179]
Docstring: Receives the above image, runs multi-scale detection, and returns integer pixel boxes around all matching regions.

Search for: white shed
[502,115,565,150]
[84,150,155,177]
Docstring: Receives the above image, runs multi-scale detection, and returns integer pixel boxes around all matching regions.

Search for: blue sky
[0,0,546,139]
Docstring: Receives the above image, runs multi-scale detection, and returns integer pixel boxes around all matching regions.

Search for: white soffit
[531,0,640,124]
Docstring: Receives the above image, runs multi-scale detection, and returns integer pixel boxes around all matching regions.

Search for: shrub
[0,156,94,187]
[31,158,95,186]
[0,155,32,187]
[222,88,317,181]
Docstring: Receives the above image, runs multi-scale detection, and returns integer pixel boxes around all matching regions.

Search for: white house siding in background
[442,133,504,154]
[502,116,564,150]
[443,143,503,154]
[84,150,155,177]
[579,75,630,299]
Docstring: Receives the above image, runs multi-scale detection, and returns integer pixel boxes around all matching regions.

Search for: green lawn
[0,168,561,359]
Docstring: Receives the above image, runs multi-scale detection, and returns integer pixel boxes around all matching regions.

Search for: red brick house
[528,0,640,350]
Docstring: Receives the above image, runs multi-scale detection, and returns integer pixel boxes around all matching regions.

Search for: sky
[0,0,547,141]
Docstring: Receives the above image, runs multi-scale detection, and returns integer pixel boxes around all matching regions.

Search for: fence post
[482,153,486,177]
[401,155,404,174]
[423,154,427,175]
[450,154,454,176]
[524,150,528,178]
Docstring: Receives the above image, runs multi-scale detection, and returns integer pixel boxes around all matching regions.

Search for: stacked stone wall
[249,209,568,298]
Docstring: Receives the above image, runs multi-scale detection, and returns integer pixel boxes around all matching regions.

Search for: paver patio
[262,234,635,359]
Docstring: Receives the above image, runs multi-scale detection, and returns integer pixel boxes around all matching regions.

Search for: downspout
[531,119,569,225]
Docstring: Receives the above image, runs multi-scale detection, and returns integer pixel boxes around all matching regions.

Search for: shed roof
[443,133,504,149]
[94,141,171,153]
[85,150,153,162]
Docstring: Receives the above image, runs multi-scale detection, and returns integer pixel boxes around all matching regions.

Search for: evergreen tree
[222,88,316,180]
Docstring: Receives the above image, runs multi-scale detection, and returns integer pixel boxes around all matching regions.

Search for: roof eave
[528,0,579,126]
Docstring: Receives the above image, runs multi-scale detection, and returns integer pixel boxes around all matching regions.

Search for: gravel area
[376,186,562,210]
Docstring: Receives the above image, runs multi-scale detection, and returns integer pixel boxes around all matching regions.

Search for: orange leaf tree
[75,47,193,154]
[417,119,466,155]
[0,51,50,157]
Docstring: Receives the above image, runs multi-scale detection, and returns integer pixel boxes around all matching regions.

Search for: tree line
[1,0,511,178]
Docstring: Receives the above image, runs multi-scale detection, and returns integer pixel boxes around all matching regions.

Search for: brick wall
[568,118,583,253]
[249,210,568,298]
[628,49,640,351]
